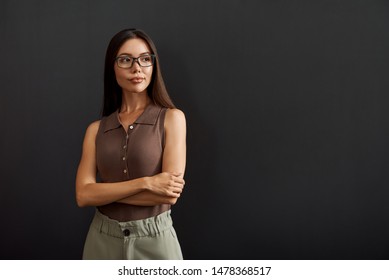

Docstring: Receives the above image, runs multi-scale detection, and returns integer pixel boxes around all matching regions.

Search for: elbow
[76,200,87,208]
[76,189,89,208]
[76,195,87,208]
[169,199,177,206]
[167,196,179,205]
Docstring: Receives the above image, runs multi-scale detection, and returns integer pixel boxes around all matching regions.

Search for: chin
[126,88,148,95]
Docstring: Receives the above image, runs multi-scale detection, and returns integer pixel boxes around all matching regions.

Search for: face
[114,38,153,95]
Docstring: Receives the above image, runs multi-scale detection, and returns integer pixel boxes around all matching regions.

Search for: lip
[129,77,145,83]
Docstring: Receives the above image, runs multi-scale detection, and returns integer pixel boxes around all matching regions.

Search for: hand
[147,172,185,198]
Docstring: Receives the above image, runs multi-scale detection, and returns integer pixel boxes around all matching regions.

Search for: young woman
[75,28,186,260]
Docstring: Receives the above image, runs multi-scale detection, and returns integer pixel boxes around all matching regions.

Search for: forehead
[117,38,151,56]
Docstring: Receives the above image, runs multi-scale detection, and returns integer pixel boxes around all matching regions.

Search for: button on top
[129,125,134,130]
[123,229,130,236]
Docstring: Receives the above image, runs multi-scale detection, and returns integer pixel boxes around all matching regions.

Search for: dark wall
[1,0,389,259]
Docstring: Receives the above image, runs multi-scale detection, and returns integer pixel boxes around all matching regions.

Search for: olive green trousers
[82,209,183,260]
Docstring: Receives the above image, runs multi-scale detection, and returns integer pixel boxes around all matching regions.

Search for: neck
[120,91,151,113]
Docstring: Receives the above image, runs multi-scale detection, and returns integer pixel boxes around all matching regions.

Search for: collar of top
[103,102,162,133]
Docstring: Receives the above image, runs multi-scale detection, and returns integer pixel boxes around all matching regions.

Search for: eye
[118,56,132,63]
[140,55,152,62]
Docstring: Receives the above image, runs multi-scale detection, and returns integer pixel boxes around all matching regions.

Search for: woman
[75,28,186,260]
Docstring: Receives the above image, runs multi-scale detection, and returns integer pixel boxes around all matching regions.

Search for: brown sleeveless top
[95,103,170,221]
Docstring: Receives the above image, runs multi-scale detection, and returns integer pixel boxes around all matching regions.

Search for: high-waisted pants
[82,209,183,260]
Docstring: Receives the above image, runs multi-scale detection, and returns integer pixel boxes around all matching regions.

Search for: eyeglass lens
[116,55,154,68]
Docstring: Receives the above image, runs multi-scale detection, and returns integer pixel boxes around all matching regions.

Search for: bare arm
[118,108,187,206]
[162,108,187,193]
[118,190,178,206]
[75,120,184,207]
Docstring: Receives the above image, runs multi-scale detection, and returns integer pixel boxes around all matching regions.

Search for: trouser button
[123,229,130,236]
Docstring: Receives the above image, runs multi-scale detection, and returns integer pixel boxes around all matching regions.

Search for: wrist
[143,176,152,191]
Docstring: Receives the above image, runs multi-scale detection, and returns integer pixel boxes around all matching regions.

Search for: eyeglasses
[115,54,155,68]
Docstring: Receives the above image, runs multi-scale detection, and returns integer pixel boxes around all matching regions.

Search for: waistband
[91,209,173,239]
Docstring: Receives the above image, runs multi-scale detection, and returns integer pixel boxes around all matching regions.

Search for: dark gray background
[1,0,388,259]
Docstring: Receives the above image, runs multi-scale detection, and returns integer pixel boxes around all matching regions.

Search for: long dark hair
[102,28,175,116]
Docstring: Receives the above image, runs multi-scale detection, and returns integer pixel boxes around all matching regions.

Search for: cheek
[114,68,126,85]
[114,67,123,78]
[144,66,153,78]
[145,68,153,87]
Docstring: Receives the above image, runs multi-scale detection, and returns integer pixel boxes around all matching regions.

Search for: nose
[131,60,141,72]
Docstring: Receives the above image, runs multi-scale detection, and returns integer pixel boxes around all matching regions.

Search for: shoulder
[164,108,186,129]
[84,120,101,141]
[86,120,101,133]
[164,109,186,139]
[165,108,186,122]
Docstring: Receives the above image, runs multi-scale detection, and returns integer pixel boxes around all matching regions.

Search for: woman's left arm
[161,108,187,179]
[118,108,187,206]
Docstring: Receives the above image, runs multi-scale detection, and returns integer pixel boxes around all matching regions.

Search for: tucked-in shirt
[95,102,170,221]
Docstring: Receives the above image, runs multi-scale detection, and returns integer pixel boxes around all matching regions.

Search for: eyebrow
[117,52,151,57]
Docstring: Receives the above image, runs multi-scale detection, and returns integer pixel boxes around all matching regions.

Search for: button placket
[122,124,135,177]
[122,130,130,176]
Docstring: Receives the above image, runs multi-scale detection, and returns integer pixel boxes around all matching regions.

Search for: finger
[168,184,183,193]
[172,186,183,193]
[170,172,183,177]
[168,191,180,197]
[172,181,184,188]
[172,177,185,184]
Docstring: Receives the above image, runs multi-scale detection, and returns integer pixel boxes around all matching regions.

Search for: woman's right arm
[75,121,184,207]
